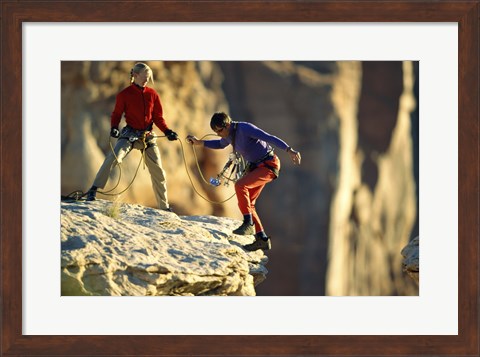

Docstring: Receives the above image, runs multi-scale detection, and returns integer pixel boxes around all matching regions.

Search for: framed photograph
[2,1,478,356]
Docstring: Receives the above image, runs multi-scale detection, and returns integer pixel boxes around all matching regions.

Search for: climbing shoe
[243,237,271,252]
[232,221,255,235]
[86,187,97,201]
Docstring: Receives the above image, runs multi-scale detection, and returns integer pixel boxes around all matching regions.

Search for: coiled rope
[179,134,237,204]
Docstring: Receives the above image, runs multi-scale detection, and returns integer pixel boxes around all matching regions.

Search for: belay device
[209,152,246,187]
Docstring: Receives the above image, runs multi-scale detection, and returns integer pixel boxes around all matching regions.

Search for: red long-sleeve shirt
[111,84,169,132]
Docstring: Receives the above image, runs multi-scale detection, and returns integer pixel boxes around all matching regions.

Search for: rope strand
[178,137,236,204]
[63,133,238,205]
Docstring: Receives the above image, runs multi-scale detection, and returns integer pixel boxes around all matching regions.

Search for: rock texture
[401,236,419,285]
[61,200,268,296]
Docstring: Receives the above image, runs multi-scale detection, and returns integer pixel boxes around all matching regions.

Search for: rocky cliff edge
[61,200,268,296]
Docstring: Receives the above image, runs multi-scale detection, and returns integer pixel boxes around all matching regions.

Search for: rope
[62,135,154,201]
[190,134,217,185]
[95,139,122,194]
[178,136,237,204]
[99,131,170,197]
[63,132,238,205]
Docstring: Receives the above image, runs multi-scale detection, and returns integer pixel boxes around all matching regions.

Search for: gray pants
[92,129,169,210]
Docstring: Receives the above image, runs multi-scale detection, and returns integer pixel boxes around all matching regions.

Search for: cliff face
[401,236,419,285]
[61,200,268,296]
[61,60,419,296]
[326,62,418,295]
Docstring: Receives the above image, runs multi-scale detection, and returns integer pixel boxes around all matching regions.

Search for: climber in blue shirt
[187,112,301,251]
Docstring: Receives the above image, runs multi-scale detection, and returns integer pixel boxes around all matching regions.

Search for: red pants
[234,155,280,233]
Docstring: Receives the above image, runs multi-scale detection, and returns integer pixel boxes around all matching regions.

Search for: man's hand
[110,127,120,138]
[165,129,179,141]
[287,147,301,165]
[186,135,203,146]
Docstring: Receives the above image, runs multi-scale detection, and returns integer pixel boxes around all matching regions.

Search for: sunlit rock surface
[401,236,419,285]
[61,200,268,296]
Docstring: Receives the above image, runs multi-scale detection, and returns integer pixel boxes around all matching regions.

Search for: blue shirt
[203,122,289,162]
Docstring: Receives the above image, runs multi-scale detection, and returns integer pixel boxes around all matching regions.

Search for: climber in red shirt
[86,62,178,211]
[110,75,168,132]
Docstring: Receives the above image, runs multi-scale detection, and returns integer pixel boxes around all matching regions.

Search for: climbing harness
[246,150,279,178]
[208,151,246,187]
[207,121,247,187]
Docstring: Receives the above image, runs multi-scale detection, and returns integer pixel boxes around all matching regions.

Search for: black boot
[243,237,271,251]
[86,186,97,201]
[232,220,255,235]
